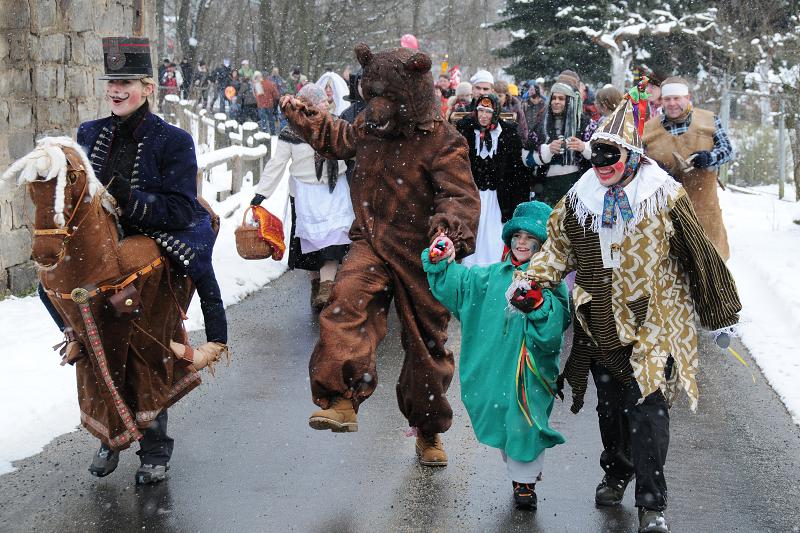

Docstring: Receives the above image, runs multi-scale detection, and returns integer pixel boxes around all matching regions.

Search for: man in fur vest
[642,76,735,260]
[280,43,480,467]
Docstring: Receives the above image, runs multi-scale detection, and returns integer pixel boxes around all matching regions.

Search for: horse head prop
[2,137,117,270]
[2,137,212,451]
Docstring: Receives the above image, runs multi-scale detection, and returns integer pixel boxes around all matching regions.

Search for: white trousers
[501,450,545,484]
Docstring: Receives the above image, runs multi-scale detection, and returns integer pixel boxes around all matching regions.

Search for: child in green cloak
[422,201,571,510]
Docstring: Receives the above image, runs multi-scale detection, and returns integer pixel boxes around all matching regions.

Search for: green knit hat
[501,201,552,247]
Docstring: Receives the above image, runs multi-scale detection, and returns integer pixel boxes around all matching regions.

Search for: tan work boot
[416,433,448,467]
[308,396,358,432]
[312,280,334,312]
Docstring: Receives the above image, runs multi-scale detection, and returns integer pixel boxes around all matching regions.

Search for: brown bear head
[354,43,440,138]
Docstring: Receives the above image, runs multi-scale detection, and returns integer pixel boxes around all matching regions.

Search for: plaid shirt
[661,111,735,168]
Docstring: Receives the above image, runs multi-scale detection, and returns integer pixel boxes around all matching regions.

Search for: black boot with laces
[595,473,632,506]
[512,481,538,510]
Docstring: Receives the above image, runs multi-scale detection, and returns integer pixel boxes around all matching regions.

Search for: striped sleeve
[668,194,741,329]
[525,197,576,286]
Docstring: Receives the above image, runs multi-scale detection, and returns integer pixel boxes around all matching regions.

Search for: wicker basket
[235,206,273,260]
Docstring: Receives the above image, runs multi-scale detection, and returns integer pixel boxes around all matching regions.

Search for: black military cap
[99,37,153,80]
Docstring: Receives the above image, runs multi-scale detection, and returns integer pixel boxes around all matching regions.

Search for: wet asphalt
[0,269,799,533]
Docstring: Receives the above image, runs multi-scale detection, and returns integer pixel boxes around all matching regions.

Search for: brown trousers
[309,239,455,436]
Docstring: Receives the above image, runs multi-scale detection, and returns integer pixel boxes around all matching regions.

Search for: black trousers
[194,267,227,344]
[591,361,670,511]
[135,410,174,466]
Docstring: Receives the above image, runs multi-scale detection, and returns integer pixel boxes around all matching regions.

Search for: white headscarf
[315,72,350,116]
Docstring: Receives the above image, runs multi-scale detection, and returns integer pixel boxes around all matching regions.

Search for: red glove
[510,282,544,313]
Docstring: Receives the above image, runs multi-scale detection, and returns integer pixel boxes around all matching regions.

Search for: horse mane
[1,136,115,226]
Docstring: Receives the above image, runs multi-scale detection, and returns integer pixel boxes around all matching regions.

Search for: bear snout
[363,97,397,134]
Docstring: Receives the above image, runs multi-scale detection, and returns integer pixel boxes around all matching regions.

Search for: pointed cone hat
[591,77,651,154]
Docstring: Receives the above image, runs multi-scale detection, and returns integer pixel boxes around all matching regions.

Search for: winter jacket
[255,79,280,109]
[422,249,570,462]
[77,109,215,279]
[456,116,529,222]
[213,65,232,87]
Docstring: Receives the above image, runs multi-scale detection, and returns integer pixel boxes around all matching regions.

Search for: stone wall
[0,0,155,295]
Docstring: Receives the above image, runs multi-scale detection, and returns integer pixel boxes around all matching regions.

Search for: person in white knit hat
[470,69,495,99]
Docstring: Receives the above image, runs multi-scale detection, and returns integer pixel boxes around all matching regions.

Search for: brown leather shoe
[416,433,448,467]
[308,396,358,432]
[312,280,334,312]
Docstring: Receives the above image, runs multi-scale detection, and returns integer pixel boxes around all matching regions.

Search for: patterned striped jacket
[521,162,741,413]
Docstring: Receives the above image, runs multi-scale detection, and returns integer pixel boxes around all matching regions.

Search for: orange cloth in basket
[252,205,286,260]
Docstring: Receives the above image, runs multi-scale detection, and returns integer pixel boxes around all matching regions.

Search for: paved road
[1,270,799,532]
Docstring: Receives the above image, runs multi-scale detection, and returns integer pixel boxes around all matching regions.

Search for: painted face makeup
[511,231,541,263]
[106,80,150,118]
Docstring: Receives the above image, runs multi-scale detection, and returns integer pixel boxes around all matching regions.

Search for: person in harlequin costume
[280,43,480,467]
[422,201,571,510]
[36,37,228,484]
[514,81,741,533]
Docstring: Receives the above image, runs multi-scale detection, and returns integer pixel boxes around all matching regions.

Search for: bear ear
[404,52,432,73]
[355,43,373,67]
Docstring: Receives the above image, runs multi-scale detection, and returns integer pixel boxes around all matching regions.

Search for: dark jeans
[135,410,174,466]
[194,266,227,343]
[39,283,65,331]
[258,107,276,134]
[591,361,670,511]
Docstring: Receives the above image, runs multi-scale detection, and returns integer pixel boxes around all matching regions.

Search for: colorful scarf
[601,151,641,228]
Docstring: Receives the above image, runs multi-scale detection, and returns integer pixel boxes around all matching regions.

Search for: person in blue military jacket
[38,37,228,485]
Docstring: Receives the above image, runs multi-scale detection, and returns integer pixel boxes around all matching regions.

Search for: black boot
[512,481,538,510]
[638,508,670,533]
[135,463,169,485]
[595,473,632,506]
[88,443,119,477]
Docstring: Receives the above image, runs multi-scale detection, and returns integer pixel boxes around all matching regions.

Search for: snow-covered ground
[0,154,291,475]
[719,183,800,425]
[1,169,798,474]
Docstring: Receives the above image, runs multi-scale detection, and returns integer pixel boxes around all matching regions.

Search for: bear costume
[281,43,480,464]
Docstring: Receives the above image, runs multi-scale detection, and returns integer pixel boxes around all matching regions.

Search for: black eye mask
[590,143,621,167]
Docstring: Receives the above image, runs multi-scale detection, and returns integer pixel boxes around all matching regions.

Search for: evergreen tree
[496,0,717,87]
[495,0,609,83]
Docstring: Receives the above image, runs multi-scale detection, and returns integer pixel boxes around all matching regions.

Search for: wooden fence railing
[161,95,272,202]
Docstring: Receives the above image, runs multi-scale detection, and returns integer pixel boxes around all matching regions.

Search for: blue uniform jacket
[77,111,215,279]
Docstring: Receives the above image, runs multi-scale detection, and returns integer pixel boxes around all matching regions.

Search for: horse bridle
[32,170,91,268]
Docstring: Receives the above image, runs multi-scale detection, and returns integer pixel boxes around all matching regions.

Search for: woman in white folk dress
[250,84,354,310]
